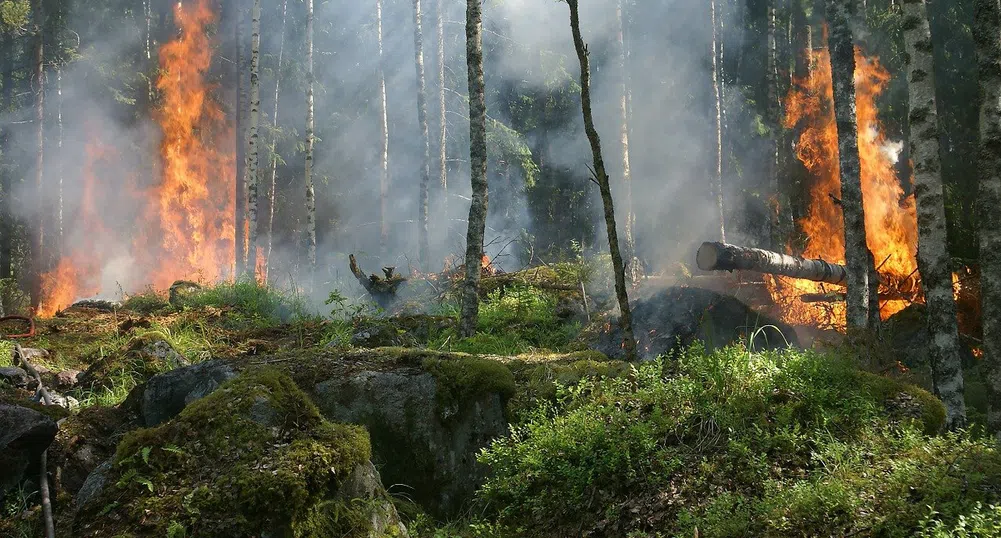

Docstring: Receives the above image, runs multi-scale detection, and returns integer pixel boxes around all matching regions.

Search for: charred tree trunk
[30,0,44,311]
[235,2,247,276]
[413,0,432,268]
[974,0,1001,438]
[459,0,487,338]
[437,0,448,238]
[697,241,848,284]
[903,0,966,429]
[305,0,317,270]
[264,0,289,282]
[827,0,874,330]
[617,0,638,283]
[378,0,390,253]
[711,0,726,242]
[245,0,262,279]
[567,0,637,361]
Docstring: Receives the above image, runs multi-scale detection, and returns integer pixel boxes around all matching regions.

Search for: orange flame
[768,39,918,329]
[38,0,234,316]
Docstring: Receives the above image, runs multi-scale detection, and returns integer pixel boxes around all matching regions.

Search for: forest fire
[37,0,234,316]
[767,44,919,330]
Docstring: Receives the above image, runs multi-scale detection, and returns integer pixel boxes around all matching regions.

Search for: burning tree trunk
[378,0,390,253]
[264,0,289,282]
[413,0,431,268]
[235,0,247,276]
[30,0,44,310]
[827,0,874,330]
[617,0,638,284]
[710,0,726,243]
[305,0,317,270]
[459,0,487,338]
[974,0,1001,438]
[903,0,967,429]
[697,241,848,285]
[245,0,262,279]
[567,0,637,362]
[436,0,448,237]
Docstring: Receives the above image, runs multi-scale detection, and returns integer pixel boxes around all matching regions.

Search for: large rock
[125,359,236,426]
[0,366,31,389]
[0,404,59,499]
[588,286,799,360]
[312,360,510,518]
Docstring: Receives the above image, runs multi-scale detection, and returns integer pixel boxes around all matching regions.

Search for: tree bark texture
[264,0,289,282]
[568,0,637,361]
[827,0,873,330]
[246,0,262,279]
[305,0,317,269]
[697,241,849,284]
[413,0,431,268]
[378,0,390,253]
[711,0,726,243]
[767,1,781,249]
[459,0,488,338]
[974,0,1001,438]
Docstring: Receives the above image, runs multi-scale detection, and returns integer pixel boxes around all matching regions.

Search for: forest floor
[0,272,999,537]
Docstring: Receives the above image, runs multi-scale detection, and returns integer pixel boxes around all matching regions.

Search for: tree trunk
[767,0,781,249]
[245,0,262,279]
[413,0,431,268]
[56,66,62,258]
[437,0,448,239]
[827,0,873,330]
[30,0,44,311]
[378,0,390,253]
[458,0,487,338]
[973,0,1001,438]
[617,0,638,283]
[0,32,12,280]
[264,0,289,282]
[697,241,848,284]
[235,2,247,276]
[305,0,317,270]
[567,0,637,361]
[711,0,726,242]
[902,0,967,428]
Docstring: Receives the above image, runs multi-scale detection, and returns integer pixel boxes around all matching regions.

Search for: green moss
[121,290,172,315]
[506,357,631,421]
[853,370,947,434]
[76,368,373,537]
[422,356,517,420]
[0,393,72,421]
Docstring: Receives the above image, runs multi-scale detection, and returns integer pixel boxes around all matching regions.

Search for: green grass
[475,344,999,537]
[177,279,311,324]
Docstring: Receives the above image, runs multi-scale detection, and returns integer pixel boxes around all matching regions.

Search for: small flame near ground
[38,0,234,316]
[767,39,920,330]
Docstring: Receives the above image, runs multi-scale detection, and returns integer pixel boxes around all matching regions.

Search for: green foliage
[176,279,311,326]
[0,0,29,31]
[477,344,997,536]
[121,289,171,315]
[423,356,517,420]
[917,504,1001,538]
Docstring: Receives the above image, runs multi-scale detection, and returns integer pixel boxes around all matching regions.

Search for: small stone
[0,366,30,388]
[55,369,83,389]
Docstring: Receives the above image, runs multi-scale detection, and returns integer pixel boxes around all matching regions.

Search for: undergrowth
[474,344,1001,537]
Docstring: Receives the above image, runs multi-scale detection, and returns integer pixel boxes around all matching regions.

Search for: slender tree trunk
[245,0,262,279]
[437,0,448,238]
[0,33,12,280]
[903,0,967,429]
[56,67,62,258]
[827,0,872,330]
[264,0,288,282]
[567,0,637,362]
[767,0,781,249]
[413,0,431,268]
[30,0,44,311]
[973,0,1001,438]
[235,1,247,277]
[617,0,638,283]
[459,0,487,338]
[378,0,390,254]
[711,0,726,242]
[305,0,316,270]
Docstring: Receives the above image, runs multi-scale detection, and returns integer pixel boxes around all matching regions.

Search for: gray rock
[336,461,409,537]
[74,459,112,510]
[0,404,59,499]
[55,369,83,389]
[131,360,236,426]
[48,392,80,410]
[313,369,508,518]
[142,340,190,370]
[0,366,30,388]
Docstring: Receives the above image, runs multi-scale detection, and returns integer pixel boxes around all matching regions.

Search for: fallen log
[696,242,848,286]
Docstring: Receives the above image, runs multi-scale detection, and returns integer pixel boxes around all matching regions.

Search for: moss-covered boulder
[73,368,405,537]
[310,351,512,518]
[0,404,59,500]
[123,358,237,427]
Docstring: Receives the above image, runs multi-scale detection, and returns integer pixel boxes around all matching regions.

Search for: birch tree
[711,0,726,242]
[437,0,448,235]
[264,0,289,282]
[305,0,317,270]
[30,0,44,310]
[567,0,637,361]
[413,0,432,267]
[245,0,262,279]
[827,0,873,330]
[767,0,781,248]
[973,0,1001,438]
[459,0,487,338]
[378,0,390,253]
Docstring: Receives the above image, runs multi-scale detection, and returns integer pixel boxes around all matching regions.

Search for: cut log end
[696,242,722,271]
